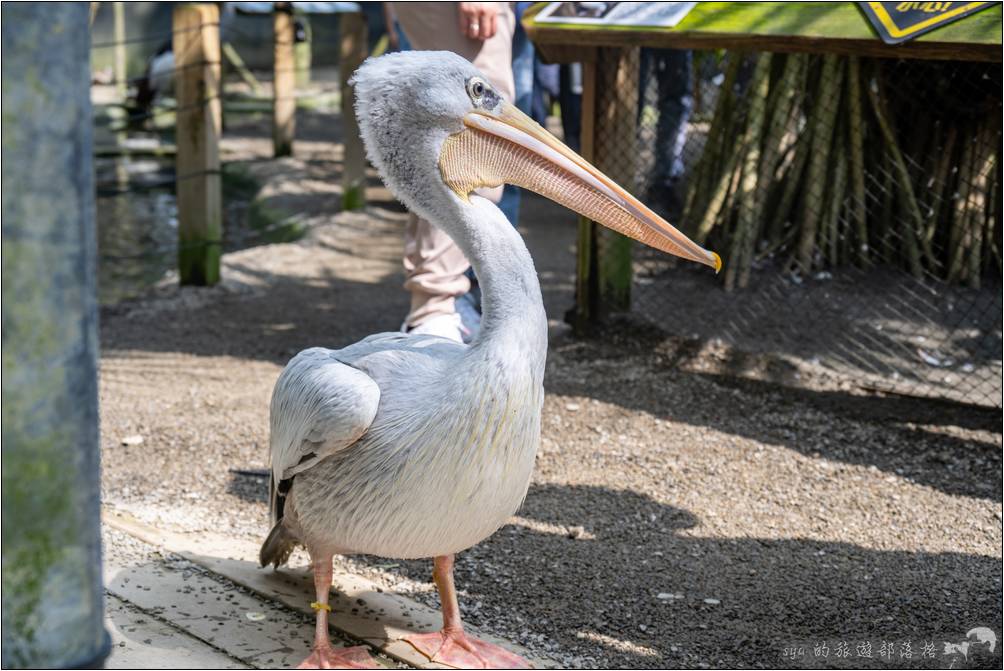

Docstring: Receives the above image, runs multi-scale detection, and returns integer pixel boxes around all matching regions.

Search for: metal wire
[95,24,1001,408]
[90,23,214,49]
[91,19,334,303]
[623,50,1002,408]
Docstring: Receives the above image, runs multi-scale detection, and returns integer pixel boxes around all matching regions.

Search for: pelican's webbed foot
[297,644,378,669]
[404,628,531,669]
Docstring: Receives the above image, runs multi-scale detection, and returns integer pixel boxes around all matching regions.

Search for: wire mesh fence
[90,5,356,304]
[615,49,1002,408]
[90,7,1002,408]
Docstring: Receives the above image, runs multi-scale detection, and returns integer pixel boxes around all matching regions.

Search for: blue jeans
[559,64,582,153]
[393,22,411,53]
[496,2,536,230]
[640,49,693,185]
[464,4,536,311]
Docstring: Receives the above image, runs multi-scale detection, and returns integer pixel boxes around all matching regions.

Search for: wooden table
[522,1,1002,328]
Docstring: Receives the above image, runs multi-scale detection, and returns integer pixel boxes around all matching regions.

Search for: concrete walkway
[102,508,548,669]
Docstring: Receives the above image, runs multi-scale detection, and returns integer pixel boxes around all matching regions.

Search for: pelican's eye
[466,77,487,103]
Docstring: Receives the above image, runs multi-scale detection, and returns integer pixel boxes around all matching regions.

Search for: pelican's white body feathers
[272,323,543,559]
[265,52,547,564]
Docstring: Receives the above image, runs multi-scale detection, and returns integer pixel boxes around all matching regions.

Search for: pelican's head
[351,51,719,271]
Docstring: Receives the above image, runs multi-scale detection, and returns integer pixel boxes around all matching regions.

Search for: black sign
[858,2,997,44]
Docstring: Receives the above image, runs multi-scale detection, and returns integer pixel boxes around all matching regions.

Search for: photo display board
[534,2,696,28]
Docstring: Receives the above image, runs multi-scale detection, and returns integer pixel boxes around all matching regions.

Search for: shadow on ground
[547,323,1001,501]
[483,483,1002,668]
[224,476,1003,669]
[103,182,1001,668]
[105,190,999,504]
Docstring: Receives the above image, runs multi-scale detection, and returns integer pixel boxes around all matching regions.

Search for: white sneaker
[405,313,467,344]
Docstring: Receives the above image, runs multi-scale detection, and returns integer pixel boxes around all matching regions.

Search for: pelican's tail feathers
[259,520,297,569]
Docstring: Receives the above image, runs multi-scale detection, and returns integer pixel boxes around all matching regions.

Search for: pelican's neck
[450,196,547,369]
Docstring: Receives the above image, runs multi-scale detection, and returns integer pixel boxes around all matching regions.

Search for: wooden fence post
[571,47,638,330]
[594,47,638,318]
[173,3,222,286]
[340,11,368,211]
[273,3,296,157]
[113,2,127,98]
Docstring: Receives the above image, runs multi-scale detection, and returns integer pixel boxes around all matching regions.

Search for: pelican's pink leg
[403,555,531,669]
[298,554,379,669]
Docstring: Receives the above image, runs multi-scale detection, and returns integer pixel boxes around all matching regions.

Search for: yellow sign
[858,2,997,44]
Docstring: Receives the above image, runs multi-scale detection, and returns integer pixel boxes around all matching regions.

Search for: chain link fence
[90,4,363,304]
[608,49,1002,408]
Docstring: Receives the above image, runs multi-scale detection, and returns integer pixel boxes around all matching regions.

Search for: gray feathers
[261,52,550,564]
[350,51,486,241]
[269,347,381,484]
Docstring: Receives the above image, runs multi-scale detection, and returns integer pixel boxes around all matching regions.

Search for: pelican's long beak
[439,101,720,272]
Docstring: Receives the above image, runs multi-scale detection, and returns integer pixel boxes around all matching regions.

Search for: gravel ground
[99,142,1002,668]
[631,259,1003,409]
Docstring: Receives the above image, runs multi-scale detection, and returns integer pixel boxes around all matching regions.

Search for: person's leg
[394,22,411,52]
[511,5,535,117]
[495,4,535,232]
[654,50,693,182]
[559,63,582,153]
[402,213,471,333]
[644,50,693,217]
[393,3,515,336]
[534,60,559,125]
[496,185,520,234]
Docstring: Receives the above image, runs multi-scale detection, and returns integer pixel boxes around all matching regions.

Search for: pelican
[260,51,720,669]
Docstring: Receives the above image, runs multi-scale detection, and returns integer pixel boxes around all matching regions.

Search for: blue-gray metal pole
[1,3,110,667]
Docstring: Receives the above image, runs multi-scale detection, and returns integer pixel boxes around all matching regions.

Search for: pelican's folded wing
[269,347,381,484]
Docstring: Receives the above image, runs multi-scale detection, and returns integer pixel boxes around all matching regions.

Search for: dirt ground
[98,113,1002,669]
[631,256,1003,409]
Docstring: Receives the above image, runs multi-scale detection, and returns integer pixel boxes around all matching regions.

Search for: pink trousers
[390,2,515,327]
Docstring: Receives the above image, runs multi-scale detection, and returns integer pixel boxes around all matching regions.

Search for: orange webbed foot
[297,644,380,669]
[403,629,531,669]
